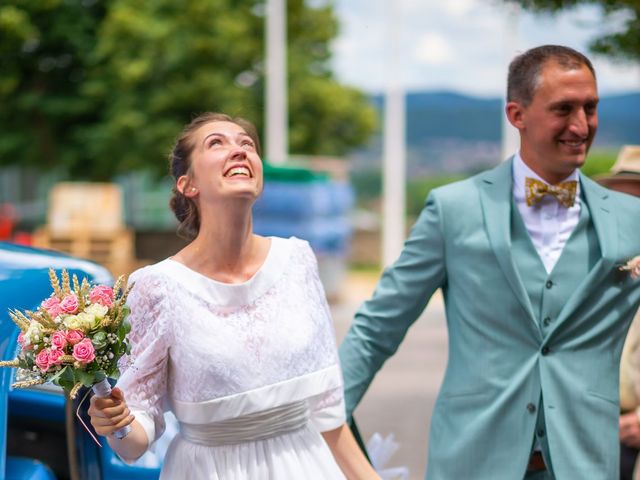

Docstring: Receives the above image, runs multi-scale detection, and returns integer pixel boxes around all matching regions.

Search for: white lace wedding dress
[116,236,346,479]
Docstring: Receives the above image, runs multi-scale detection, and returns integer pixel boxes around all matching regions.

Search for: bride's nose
[229,146,247,160]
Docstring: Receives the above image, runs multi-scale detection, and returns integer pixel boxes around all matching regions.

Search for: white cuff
[310,395,347,432]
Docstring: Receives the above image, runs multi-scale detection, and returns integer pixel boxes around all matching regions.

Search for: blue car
[0,242,163,480]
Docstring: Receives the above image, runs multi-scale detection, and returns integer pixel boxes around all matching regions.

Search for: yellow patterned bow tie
[525,177,577,208]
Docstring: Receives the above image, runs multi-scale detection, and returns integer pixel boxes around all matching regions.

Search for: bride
[87,112,379,479]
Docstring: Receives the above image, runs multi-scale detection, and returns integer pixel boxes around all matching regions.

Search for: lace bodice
[116,237,343,443]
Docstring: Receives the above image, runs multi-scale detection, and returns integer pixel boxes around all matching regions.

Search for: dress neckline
[160,236,292,307]
[167,237,275,287]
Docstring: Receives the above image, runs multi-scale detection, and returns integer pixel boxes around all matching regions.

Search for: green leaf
[91,331,107,350]
[48,365,68,384]
[56,367,76,391]
[75,369,96,387]
[117,321,130,342]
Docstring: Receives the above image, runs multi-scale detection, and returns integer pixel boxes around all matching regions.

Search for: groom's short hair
[507,45,596,106]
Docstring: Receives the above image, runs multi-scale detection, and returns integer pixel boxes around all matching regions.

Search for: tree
[507,0,640,62]
[0,0,376,179]
[0,1,106,173]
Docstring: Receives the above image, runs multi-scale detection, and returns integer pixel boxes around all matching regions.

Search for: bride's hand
[88,387,135,437]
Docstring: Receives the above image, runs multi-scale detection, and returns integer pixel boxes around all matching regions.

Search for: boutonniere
[620,256,640,279]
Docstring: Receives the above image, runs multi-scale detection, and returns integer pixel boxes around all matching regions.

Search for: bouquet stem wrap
[92,378,131,439]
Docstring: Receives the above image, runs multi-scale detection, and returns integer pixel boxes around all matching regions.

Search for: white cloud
[414,32,454,65]
[443,0,477,17]
[331,0,640,96]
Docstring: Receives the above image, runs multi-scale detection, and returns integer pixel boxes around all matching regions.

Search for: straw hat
[597,145,640,196]
[611,145,640,175]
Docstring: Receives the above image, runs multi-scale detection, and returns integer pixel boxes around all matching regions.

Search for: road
[331,271,448,480]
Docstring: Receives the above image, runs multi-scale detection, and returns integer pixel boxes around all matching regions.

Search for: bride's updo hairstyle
[169,112,262,240]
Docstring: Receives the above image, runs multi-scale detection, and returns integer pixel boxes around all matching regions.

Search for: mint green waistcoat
[510,197,601,476]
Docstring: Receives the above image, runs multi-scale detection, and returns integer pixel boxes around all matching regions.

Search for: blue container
[253,215,351,254]
[254,180,354,218]
[253,179,354,256]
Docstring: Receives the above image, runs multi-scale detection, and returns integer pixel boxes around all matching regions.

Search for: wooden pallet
[32,228,135,267]
[32,182,143,276]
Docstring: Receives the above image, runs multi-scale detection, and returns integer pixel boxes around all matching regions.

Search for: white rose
[63,315,83,331]
[84,303,108,320]
[76,312,99,331]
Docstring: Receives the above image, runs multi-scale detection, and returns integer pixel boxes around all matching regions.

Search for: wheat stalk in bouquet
[0,268,134,438]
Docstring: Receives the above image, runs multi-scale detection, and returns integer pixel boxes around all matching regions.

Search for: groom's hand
[619,412,640,447]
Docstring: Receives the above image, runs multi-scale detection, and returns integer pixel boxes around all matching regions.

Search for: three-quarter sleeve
[116,269,173,447]
[299,240,347,432]
[308,384,346,432]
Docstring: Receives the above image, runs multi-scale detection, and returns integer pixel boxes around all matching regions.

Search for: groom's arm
[339,193,447,418]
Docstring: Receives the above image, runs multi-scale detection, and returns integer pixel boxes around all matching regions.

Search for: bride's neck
[175,207,268,283]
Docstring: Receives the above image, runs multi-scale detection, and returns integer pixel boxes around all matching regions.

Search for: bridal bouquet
[0,269,132,401]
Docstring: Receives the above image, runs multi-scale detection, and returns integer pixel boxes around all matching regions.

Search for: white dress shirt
[512,153,581,274]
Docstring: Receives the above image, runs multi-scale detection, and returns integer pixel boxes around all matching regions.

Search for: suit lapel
[553,174,617,326]
[478,159,538,328]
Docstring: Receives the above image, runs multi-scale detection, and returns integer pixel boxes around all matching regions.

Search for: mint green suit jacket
[339,159,640,479]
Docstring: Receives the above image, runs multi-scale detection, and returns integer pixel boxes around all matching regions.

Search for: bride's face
[180,121,264,204]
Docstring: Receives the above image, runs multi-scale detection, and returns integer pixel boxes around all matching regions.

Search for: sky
[330,0,640,97]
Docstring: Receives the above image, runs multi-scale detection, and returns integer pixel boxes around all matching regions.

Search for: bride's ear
[177,175,198,198]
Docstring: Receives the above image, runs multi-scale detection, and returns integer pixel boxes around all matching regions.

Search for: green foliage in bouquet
[0,269,133,399]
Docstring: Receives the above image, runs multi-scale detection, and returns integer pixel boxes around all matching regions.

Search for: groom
[339,45,640,479]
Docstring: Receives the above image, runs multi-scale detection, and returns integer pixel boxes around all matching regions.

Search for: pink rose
[59,294,79,314]
[72,338,95,364]
[65,329,85,345]
[50,331,67,350]
[35,349,51,372]
[48,348,64,365]
[41,296,63,318]
[89,285,115,307]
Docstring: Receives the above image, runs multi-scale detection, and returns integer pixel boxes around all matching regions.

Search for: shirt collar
[512,151,581,201]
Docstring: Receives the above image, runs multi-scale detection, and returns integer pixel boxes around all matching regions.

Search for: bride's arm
[94,270,172,462]
[322,423,381,480]
[88,386,149,462]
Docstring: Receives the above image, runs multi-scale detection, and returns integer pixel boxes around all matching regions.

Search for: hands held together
[620,411,640,448]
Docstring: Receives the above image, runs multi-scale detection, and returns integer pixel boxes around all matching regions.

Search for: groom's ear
[505,101,525,130]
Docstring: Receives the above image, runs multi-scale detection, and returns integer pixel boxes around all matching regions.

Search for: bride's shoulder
[127,259,177,297]
[272,235,312,255]
[273,237,320,277]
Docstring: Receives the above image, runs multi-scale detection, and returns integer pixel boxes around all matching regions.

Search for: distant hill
[593,93,640,145]
[354,91,640,174]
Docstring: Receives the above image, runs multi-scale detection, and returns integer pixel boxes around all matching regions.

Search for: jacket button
[543,317,551,326]
[527,403,536,413]
[537,428,546,437]
[541,346,550,356]
[545,280,553,289]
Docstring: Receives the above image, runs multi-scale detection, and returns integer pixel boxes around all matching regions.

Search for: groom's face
[509,60,599,184]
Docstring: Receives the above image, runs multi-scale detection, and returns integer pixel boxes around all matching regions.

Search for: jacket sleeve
[339,192,447,418]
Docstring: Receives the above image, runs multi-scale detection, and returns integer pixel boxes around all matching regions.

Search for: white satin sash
[179,401,309,447]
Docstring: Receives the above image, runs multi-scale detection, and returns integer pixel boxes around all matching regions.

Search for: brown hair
[507,45,596,106]
[168,112,261,240]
